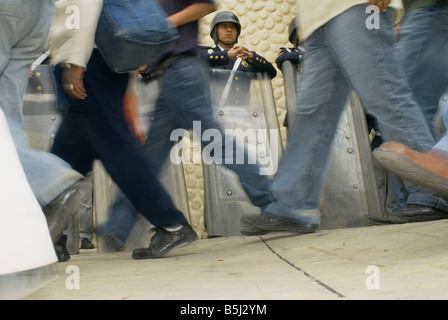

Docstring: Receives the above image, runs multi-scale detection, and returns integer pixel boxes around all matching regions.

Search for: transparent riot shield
[94,75,191,252]
[203,69,283,237]
[23,65,62,151]
[2,66,60,299]
[22,65,80,254]
[281,60,382,229]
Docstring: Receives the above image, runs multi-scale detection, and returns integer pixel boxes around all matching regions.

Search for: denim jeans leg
[65,50,187,229]
[0,0,83,206]
[104,71,186,242]
[265,4,448,223]
[397,6,448,138]
[263,28,352,224]
[323,5,448,211]
[388,6,448,209]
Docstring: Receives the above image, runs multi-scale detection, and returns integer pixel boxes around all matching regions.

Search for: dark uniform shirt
[201,45,277,79]
[275,47,304,71]
[147,0,215,71]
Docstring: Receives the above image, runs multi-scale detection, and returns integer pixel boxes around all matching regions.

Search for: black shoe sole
[369,212,448,225]
[132,237,197,259]
[240,224,317,236]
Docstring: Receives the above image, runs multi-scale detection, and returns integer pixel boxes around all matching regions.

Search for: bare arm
[62,65,87,100]
[167,3,216,27]
[369,0,391,12]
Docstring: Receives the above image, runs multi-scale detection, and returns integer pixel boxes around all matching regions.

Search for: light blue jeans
[263,4,448,225]
[0,0,83,206]
[388,5,448,208]
[397,5,448,138]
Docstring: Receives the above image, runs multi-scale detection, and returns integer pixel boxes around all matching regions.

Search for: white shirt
[297,0,404,41]
[48,0,103,68]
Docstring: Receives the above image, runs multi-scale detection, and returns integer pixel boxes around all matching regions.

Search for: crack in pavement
[260,236,346,299]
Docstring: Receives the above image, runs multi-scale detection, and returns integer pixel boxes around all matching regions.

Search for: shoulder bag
[95,0,179,73]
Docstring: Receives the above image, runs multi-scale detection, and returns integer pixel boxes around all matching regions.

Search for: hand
[232,46,254,60]
[61,64,87,100]
[369,0,391,12]
[227,47,239,59]
[137,65,147,74]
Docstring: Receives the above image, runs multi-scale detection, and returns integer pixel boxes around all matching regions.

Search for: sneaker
[132,224,198,259]
[240,213,317,236]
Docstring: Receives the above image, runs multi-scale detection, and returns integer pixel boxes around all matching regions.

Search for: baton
[31,50,51,72]
[219,57,242,107]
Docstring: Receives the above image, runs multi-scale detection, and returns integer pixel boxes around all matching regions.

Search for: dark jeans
[99,56,275,244]
[52,49,187,228]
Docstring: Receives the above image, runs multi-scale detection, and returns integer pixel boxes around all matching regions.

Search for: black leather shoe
[132,224,198,259]
[54,235,70,262]
[44,178,92,243]
[368,205,448,225]
[240,213,318,236]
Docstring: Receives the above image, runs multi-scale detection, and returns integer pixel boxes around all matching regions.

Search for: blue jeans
[387,5,448,209]
[397,5,448,138]
[53,49,187,230]
[95,0,179,73]
[100,56,274,243]
[0,0,83,206]
[262,4,448,225]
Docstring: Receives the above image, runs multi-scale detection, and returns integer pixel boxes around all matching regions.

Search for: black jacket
[201,46,277,79]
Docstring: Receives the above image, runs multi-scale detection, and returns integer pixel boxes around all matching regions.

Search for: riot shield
[22,65,80,254]
[281,60,382,229]
[2,66,60,299]
[94,75,191,252]
[203,69,283,237]
[23,65,62,151]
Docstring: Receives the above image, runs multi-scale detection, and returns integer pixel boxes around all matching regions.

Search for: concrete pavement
[22,219,448,300]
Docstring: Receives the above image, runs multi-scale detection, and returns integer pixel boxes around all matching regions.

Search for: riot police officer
[203,11,277,79]
[275,17,304,72]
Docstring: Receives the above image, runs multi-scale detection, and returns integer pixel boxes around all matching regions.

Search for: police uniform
[275,47,304,72]
[203,45,277,79]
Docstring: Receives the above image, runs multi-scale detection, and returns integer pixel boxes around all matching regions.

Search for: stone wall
[185,1,298,238]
